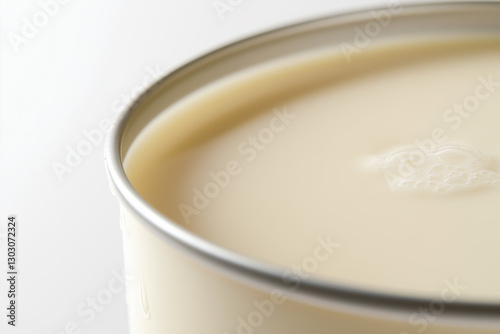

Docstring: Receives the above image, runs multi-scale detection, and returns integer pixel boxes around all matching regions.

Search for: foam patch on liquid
[368,143,500,193]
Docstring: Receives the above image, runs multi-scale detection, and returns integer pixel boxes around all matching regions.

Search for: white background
[0,0,450,333]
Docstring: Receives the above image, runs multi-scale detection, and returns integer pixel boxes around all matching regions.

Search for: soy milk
[124,38,500,303]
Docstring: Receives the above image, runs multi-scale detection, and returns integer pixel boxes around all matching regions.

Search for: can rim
[105,1,500,323]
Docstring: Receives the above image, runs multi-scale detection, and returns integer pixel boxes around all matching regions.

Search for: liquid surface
[368,143,500,193]
[125,38,500,302]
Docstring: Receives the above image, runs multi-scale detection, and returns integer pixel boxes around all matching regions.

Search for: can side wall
[119,206,496,334]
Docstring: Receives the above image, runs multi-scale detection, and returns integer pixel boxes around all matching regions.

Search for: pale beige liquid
[124,38,500,302]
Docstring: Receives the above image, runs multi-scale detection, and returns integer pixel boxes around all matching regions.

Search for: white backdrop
[0,0,442,333]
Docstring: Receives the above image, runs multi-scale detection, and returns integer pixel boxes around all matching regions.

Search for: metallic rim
[105,1,500,323]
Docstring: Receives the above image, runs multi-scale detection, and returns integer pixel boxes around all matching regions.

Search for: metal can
[105,2,500,333]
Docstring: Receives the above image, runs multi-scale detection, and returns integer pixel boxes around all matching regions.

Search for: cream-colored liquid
[125,38,500,302]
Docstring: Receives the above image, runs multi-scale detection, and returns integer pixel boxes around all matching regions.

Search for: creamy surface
[124,38,500,302]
